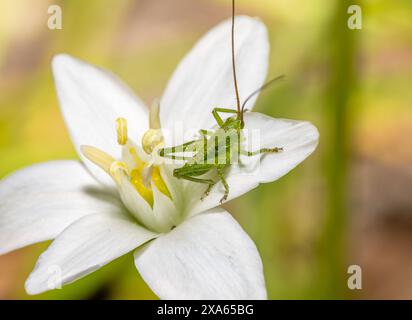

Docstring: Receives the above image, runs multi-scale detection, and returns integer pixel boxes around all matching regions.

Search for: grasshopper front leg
[160,140,197,160]
[212,108,237,128]
[216,167,229,204]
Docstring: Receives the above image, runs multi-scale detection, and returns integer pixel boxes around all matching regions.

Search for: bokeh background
[1,0,411,299]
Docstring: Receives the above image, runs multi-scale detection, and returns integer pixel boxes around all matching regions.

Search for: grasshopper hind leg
[200,181,216,201]
[199,169,229,204]
[173,171,216,202]
[217,168,229,204]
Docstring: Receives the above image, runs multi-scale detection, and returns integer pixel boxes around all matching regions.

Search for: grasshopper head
[222,115,242,131]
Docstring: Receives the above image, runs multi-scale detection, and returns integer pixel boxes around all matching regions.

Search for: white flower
[0,16,318,299]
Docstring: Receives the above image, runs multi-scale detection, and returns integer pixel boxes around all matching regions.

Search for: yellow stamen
[130,167,171,207]
[116,117,128,145]
[109,161,129,184]
[128,148,172,206]
[141,99,164,154]
[150,99,161,129]
[131,169,154,207]
[152,166,172,199]
[129,146,145,168]
[80,145,115,173]
[83,114,172,208]
[141,165,153,188]
[128,147,156,206]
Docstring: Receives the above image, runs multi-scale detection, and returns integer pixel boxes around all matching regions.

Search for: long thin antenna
[241,75,285,113]
[231,0,241,116]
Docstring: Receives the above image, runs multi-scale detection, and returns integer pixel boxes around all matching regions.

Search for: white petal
[152,182,180,229]
[134,208,266,300]
[0,161,123,255]
[160,16,269,141]
[192,112,319,214]
[159,165,183,210]
[52,54,149,186]
[25,213,157,295]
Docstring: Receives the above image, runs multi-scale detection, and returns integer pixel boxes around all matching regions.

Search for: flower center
[127,145,171,207]
[81,100,171,208]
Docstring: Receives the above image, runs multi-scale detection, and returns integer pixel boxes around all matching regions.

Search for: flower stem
[317,0,359,298]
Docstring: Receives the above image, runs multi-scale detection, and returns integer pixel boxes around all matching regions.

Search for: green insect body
[158,0,283,203]
[159,108,283,204]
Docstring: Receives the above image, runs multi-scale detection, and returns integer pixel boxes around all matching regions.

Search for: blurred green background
[1,0,412,299]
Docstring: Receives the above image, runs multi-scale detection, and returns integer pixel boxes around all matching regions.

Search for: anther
[116,117,128,145]
[142,129,164,155]
[80,145,115,173]
[149,99,161,129]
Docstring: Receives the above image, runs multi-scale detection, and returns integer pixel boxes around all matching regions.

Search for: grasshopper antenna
[231,0,242,120]
[241,75,285,113]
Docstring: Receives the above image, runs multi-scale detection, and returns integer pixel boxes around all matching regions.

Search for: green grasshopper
[159,0,283,203]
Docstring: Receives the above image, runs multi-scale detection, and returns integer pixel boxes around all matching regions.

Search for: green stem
[318,0,359,298]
